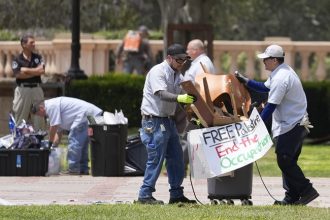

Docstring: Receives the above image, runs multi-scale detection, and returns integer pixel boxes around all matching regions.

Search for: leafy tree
[210,0,330,40]
[0,0,160,36]
[0,0,330,41]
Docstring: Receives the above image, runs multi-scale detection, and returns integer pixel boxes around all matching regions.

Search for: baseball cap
[257,44,285,59]
[167,43,191,59]
[138,25,149,36]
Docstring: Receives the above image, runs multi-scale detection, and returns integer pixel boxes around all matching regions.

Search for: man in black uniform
[11,33,45,130]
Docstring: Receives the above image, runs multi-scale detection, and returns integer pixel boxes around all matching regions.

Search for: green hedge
[304,81,330,138]
[66,73,145,128]
[66,74,330,139]
[0,30,19,41]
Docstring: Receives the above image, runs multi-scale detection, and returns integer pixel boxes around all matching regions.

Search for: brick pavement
[0,175,328,207]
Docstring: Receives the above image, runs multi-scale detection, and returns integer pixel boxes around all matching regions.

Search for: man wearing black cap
[136,43,197,205]
[116,25,153,75]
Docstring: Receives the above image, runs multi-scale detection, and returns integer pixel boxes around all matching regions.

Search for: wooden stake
[228,79,238,119]
[200,62,208,73]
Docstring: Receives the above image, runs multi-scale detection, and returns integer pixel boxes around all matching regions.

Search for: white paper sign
[187,108,273,178]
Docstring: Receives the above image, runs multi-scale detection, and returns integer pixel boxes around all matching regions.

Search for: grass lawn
[0,204,329,220]
[253,145,330,177]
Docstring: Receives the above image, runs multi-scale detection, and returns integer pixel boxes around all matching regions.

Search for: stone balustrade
[0,37,329,81]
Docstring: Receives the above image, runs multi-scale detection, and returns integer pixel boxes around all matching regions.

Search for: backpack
[123,30,142,52]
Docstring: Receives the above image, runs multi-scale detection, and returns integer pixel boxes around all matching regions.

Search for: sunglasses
[174,58,187,64]
[263,57,275,62]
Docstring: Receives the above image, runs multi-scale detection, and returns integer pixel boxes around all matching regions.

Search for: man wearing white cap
[235,44,319,206]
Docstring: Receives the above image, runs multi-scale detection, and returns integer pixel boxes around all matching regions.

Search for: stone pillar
[4,51,13,77]
[0,51,4,78]
[315,51,326,80]
[246,51,256,79]
[300,51,310,81]
[229,51,239,74]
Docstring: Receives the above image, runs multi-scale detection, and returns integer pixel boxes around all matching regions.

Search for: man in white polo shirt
[31,96,103,175]
[183,39,216,82]
[235,44,319,206]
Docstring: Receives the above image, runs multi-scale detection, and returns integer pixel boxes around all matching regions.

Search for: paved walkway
[0,175,329,207]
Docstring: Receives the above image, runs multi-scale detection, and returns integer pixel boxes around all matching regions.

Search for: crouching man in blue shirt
[31,96,103,175]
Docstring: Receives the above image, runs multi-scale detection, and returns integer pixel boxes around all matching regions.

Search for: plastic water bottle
[8,113,16,138]
[8,113,16,145]
[16,155,22,168]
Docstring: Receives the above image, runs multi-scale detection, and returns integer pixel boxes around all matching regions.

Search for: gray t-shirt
[45,96,102,130]
[141,60,182,117]
[264,63,307,137]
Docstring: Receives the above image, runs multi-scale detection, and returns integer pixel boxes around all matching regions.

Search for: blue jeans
[138,117,185,199]
[67,122,89,173]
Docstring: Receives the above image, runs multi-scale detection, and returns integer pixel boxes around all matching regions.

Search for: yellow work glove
[177,94,196,104]
[190,118,202,128]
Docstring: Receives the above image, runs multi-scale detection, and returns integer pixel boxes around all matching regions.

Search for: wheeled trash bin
[89,124,127,176]
[207,163,253,205]
[125,135,147,176]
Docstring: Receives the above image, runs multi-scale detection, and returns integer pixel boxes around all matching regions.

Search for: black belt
[142,114,174,120]
[18,83,40,88]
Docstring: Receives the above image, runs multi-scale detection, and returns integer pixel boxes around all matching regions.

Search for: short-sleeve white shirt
[264,63,307,137]
[183,53,216,82]
[45,96,103,130]
[141,60,182,116]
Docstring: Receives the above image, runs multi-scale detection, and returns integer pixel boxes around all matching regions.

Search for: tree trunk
[157,0,212,57]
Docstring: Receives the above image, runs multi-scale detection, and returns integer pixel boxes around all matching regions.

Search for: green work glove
[177,94,196,104]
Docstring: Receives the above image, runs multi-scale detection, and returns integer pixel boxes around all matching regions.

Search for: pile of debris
[181,65,251,127]
[0,114,47,150]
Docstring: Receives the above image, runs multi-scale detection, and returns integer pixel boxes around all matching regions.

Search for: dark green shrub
[304,81,330,138]
[66,73,145,128]
[0,30,19,41]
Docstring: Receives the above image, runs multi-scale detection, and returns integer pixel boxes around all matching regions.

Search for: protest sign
[187,108,273,178]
